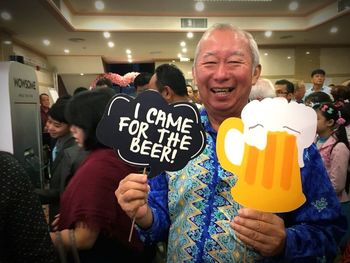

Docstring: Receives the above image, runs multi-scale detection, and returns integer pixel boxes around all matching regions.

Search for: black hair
[275,79,294,94]
[155,64,188,97]
[311,69,326,77]
[134,72,152,89]
[48,95,71,123]
[73,86,88,95]
[65,89,114,151]
[96,77,113,89]
[305,91,332,107]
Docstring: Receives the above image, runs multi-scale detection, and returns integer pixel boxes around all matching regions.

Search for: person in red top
[50,89,154,262]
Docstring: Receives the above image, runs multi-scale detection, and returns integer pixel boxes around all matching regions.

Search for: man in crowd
[275,79,295,102]
[304,68,332,99]
[115,24,345,262]
[148,63,189,103]
[134,72,152,95]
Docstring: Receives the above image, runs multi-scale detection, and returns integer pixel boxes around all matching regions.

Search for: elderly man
[116,24,345,262]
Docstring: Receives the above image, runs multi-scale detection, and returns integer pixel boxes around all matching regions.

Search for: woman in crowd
[50,89,154,262]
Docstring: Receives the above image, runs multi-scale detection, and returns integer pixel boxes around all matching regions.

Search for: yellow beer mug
[217,117,306,213]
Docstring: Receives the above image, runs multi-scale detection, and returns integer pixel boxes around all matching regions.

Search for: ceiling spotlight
[103,32,110,38]
[287,56,292,59]
[107,41,114,48]
[195,2,205,12]
[264,31,273,38]
[127,54,132,59]
[128,58,133,63]
[177,53,182,58]
[64,49,70,54]
[187,32,194,39]
[80,73,84,76]
[182,48,188,53]
[126,49,131,54]
[288,1,299,11]
[172,60,176,63]
[3,40,12,45]
[95,1,105,10]
[180,41,186,47]
[264,52,268,56]
[306,51,310,55]
[43,39,50,46]
[1,11,12,20]
[330,26,338,33]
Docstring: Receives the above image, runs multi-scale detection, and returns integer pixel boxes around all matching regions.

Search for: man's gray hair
[193,23,260,71]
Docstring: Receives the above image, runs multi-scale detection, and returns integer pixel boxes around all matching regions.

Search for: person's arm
[51,221,99,250]
[329,142,349,195]
[277,145,346,261]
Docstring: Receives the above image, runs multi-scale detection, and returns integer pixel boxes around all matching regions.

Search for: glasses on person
[276,90,288,95]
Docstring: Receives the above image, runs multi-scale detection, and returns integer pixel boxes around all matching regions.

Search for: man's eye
[204,61,216,65]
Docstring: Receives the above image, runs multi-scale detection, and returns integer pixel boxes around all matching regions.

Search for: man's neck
[41,105,49,112]
[312,84,323,91]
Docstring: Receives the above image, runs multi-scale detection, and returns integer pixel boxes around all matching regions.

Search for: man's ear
[161,86,174,102]
[251,64,261,86]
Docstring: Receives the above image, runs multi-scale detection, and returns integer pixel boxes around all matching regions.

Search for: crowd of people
[1,23,350,262]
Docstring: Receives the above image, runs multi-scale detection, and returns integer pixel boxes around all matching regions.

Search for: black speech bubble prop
[97,90,206,178]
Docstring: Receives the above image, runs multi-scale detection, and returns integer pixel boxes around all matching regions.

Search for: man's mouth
[211,88,234,93]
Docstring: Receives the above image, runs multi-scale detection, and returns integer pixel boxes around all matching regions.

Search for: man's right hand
[115,173,153,229]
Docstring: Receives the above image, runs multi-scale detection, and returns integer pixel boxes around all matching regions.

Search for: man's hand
[115,173,152,229]
[230,208,286,257]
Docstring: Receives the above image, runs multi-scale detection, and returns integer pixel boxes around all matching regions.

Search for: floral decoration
[91,72,139,88]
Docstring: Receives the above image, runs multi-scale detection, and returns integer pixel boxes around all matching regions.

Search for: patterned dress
[0,151,57,263]
[138,109,346,263]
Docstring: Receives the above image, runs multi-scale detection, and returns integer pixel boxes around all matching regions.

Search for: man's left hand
[230,208,286,257]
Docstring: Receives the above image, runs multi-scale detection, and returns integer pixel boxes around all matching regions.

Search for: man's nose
[213,63,229,81]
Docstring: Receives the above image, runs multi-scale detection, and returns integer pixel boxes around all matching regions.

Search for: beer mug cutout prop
[217,98,317,212]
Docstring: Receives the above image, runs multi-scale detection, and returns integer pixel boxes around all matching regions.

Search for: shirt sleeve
[137,172,171,243]
[276,144,347,262]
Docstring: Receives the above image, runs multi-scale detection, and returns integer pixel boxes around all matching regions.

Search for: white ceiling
[1,0,350,64]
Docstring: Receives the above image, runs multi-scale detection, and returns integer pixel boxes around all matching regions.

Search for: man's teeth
[212,88,232,93]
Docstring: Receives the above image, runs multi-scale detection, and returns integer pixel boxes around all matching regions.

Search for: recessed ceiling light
[128,58,133,63]
[3,40,12,45]
[306,51,310,55]
[264,52,268,56]
[80,73,84,76]
[172,60,176,63]
[288,1,299,11]
[95,1,105,10]
[107,41,114,48]
[127,54,132,59]
[43,39,50,46]
[187,32,193,39]
[287,56,292,59]
[330,26,338,33]
[180,41,186,47]
[1,11,12,20]
[64,49,70,54]
[177,53,182,58]
[103,32,110,38]
[264,31,272,38]
[195,2,205,12]
[182,48,187,53]
[126,49,131,54]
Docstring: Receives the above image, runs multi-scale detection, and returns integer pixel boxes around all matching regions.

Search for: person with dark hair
[116,23,346,262]
[304,91,332,107]
[95,77,113,89]
[134,72,152,94]
[149,63,189,103]
[274,79,294,102]
[50,89,154,262]
[314,102,350,250]
[73,86,88,95]
[304,68,331,99]
[0,151,58,262]
[36,95,85,224]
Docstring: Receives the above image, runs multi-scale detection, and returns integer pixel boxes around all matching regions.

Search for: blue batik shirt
[138,108,346,263]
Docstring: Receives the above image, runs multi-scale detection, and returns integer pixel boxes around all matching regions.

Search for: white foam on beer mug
[240,97,317,168]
